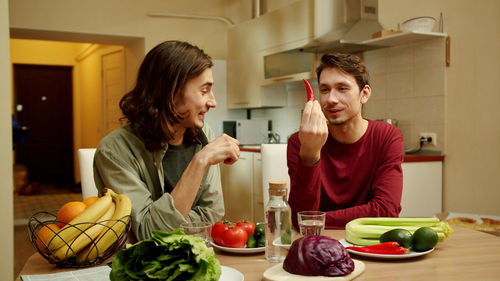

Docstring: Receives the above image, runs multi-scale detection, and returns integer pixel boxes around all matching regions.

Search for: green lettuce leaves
[110,229,221,281]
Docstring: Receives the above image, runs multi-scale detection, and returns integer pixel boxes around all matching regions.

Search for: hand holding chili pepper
[298,99,328,165]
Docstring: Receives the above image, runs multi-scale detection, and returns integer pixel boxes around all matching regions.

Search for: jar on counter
[265,181,292,262]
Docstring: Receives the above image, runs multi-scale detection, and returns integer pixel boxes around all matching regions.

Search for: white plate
[339,238,434,259]
[210,241,265,254]
[219,265,244,281]
[272,237,292,250]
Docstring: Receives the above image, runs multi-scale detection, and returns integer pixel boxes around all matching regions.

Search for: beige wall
[1,1,13,280]
[378,0,500,215]
[9,0,253,59]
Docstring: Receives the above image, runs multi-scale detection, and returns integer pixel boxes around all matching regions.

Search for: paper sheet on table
[437,212,500,223]
[20,265,110,281]
[436,212,500,236]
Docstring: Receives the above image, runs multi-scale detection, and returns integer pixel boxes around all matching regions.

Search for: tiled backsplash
[251,82,305,143]
[363,38,446,151]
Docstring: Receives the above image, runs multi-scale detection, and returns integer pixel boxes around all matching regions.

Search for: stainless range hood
[304,0,385,53]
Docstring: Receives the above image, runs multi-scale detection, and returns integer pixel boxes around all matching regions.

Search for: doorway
[101,49,126,136]
[13,64,74,187]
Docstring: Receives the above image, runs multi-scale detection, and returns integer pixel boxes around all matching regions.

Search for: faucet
[268,132,281,144]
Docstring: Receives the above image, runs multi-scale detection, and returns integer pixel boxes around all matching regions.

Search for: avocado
[380,228,413,248]
[412,227,438,252]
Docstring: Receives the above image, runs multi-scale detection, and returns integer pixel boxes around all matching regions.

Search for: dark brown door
[13,64,74,185]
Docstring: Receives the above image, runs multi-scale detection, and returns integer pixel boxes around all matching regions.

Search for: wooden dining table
[16,226,500,281]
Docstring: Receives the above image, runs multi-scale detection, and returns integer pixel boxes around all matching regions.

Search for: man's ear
[360,85,371,104]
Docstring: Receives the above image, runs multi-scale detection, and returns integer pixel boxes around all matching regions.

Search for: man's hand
[195,133,240,167]
[298,100,328,165]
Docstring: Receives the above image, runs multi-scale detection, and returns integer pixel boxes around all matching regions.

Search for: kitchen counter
[16,226,500,281]
[403,154,444,162]
[241,146,445,162]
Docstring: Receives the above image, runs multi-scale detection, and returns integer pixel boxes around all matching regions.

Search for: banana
[52,201,116,261]
[47,191,113,251]
[75,189,132,264]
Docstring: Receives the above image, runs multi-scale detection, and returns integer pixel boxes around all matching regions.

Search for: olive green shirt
[93,123,224,240]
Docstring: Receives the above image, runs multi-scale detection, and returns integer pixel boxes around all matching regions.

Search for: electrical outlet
[419,132,437,146]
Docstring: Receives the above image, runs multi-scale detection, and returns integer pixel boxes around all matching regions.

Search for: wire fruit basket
[28,211,131,268]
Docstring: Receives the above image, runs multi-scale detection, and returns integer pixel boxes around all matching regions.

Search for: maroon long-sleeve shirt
[287,120,404,229]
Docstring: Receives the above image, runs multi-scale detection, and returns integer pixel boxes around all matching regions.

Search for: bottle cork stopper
[269,181,287,196]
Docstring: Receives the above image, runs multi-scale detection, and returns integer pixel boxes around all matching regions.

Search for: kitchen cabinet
[400,161,442,217]
[220,151,263,222]
[226,0,333,108]
[258,0,314,53]
[252,153,264,222]
[226,19,287,109]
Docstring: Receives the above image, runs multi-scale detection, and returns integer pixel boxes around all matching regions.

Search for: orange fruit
[83,196,99,206]
[35,223,60,253]
[57,201,87,228]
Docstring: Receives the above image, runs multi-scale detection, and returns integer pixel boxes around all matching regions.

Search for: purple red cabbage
[283,235,354,276]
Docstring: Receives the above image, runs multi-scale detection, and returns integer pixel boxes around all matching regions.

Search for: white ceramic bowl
[402,16,436,32]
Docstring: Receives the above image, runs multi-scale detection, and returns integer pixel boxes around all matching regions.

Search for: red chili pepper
[355,242,399,250]
[302,78,314,101]
[346,242,409,255]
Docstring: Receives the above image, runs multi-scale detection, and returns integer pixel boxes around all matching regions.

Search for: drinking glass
[181,222,212,246]
[298,211,325,236]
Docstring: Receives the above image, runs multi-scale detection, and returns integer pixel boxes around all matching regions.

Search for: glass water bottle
[265,181,292,262]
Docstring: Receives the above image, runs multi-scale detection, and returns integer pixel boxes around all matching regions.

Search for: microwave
[223,119,270,145]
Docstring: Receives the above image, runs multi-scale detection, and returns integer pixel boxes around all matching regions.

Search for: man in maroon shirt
[287,53,404,229]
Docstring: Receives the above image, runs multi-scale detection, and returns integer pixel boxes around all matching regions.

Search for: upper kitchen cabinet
[226,0,335,108]
[258,0,314,53]
[227,13,288,109]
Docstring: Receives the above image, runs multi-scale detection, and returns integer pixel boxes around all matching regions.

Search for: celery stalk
[345,217,453,246]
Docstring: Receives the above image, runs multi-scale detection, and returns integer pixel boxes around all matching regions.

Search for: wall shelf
[361,31,448,46]
[305,31,448,54]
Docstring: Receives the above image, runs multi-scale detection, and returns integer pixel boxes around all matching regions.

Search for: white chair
[78,148,98,199]
[261,144,290,208]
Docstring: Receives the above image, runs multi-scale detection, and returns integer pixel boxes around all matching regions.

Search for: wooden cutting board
[262,259,365,281]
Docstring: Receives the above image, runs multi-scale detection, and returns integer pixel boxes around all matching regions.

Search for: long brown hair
[120,41,213,151]
[316,53,370,91]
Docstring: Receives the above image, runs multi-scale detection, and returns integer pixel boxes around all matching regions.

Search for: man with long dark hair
[94,41,240,240]
[287,53,404,229]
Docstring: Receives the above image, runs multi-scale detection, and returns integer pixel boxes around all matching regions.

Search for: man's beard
[326,115,346,126]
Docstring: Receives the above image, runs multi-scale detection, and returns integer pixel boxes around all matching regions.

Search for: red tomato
[222,226,248,248]
[236,220,256,236]
[211,220,232,245]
